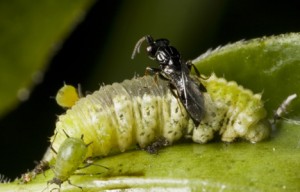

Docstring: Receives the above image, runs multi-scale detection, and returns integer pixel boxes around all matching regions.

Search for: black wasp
[132,35,206,125]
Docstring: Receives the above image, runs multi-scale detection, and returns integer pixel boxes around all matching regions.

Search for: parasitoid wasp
[132,35,206,125]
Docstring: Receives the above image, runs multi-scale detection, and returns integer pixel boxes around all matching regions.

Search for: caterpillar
[44,74,271,162]
[20,35,295,191]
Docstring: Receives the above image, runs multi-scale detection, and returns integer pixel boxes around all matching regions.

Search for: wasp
[132,35,206,125]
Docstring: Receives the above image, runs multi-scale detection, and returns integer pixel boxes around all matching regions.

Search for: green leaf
[0,0,94,116]
[2,33,300,191]
[193,33,300,118]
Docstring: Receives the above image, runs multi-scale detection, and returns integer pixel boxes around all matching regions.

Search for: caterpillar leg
[144,137,170,154]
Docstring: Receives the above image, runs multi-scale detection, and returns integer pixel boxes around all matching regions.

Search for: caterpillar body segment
[48,74,270,161]
[190,74,270,143]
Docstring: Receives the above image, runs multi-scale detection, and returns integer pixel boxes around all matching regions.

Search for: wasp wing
[179,63,205,125]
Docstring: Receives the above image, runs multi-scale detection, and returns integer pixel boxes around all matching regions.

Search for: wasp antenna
[131,36,147,59]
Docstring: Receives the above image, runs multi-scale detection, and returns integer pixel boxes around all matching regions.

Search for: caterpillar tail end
[245,119,271,143]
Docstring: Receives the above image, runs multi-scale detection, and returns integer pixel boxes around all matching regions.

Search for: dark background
[1,0,300,179]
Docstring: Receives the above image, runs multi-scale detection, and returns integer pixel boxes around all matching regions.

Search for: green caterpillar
[45,74,270,162]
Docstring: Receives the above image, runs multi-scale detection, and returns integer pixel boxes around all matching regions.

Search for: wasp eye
[146,46,153,53]
[146,46,152,53]
[146,46,156,58]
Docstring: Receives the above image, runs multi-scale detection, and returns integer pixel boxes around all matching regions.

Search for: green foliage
[193,33,300,118]
[0,0,299,191]
[0,0,94,116]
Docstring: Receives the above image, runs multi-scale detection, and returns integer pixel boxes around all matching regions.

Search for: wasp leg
[186,61,200,76]
[145,67,172,87]
[198,82,207,92]
[145,66,161,75]
[186,60,209,82]
[145,66,170,80]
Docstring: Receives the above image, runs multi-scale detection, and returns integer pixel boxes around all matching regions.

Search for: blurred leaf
[87,0,227,85]
[2,34,300,191]
[193,33,300,118]
[0,0,95,116]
